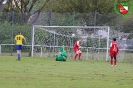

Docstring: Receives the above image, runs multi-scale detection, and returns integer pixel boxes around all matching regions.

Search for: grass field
[0,56,133,88]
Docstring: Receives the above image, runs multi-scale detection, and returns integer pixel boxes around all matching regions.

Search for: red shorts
[74,48,79,52]
[110,52,118,57]
[74,48,82,54]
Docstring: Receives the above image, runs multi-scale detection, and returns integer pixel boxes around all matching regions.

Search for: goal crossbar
[33,25,109,29]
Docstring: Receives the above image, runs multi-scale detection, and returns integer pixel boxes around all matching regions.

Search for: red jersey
[73,40,80,50]
[110,41,119,53]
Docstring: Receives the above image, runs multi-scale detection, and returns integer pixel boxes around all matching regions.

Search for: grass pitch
[0,56,133,88]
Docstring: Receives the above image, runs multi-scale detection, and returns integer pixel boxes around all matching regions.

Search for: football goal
[31,25,110,61]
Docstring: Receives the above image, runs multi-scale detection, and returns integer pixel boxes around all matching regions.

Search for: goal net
[31,25,110,61]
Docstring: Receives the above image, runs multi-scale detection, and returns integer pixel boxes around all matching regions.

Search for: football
[72,34,75,37]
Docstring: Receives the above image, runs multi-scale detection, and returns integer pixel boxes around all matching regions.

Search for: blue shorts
[16,45,22,50]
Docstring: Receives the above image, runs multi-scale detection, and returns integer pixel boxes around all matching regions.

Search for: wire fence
[0,12,133,62]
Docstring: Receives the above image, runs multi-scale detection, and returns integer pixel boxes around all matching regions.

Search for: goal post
[31,25,110,61]
[31,25,35,57]
[106,26,110,61]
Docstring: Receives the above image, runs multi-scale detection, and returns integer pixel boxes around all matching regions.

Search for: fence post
[72,11,75,26]
[86,48,88,60]
[0,45,1,56]
[11,11,14,56]
[31,25,35,57]
[49,12,52,26]
[40,46,42,57]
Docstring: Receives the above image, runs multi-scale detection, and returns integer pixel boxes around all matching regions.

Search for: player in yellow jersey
[14,31,27,61]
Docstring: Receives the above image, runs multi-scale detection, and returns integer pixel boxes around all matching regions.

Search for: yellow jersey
[14,34,24,45]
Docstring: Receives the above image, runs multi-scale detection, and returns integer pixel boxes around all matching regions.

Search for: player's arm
[23,37,27,44]
[109,43,112,54]
[21,35,27,44]
[77,41,82,48]
[117,44,119,53]
[14,40,16,45]
[14,37,16,45]
[117,48,119,52]
[77,41,81,48]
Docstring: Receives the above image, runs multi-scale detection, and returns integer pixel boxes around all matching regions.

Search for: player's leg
[19,50,22,60]
[110,56,113,66]
[114,57,117,66]
[113,52,118,66]
[78,50,82,60]
[18,45,22,60]
[16,45,22,61]
[16,45,20,60]
[17,50,21,60]
[74,49,79,60]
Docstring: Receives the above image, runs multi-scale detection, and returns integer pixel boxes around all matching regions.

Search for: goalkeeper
[56,46,68,61]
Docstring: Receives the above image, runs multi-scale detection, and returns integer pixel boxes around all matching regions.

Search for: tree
[50,0,114,13]
[46,0,117,27]
[0,21,31,44]
[2,0,50,24]
[121,13,133,33]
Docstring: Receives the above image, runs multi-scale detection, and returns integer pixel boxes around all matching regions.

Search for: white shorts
[76,50,82,54]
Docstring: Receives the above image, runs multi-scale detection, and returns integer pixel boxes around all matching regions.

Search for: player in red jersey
[73,39,82,60]
[110,38,119,66]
